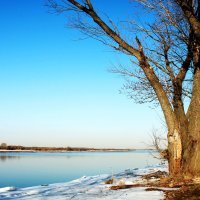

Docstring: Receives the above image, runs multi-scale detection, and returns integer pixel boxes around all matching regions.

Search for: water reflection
[0,155,21,162]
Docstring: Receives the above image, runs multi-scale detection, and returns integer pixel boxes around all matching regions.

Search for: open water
[0,150,161,188]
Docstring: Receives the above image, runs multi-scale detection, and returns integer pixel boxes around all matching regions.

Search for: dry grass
[164,185,200,200]
[108,170,200,200]
[104,178,114,184]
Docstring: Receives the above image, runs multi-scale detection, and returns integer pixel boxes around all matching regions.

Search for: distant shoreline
[0,145,142,153]
[0,146,155,153]
[0,149,135,153]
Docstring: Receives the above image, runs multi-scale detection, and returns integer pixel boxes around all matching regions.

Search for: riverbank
[0,149,134,153]
[0,145,135,152]
[1,163,200,200]
[0,164,167,200]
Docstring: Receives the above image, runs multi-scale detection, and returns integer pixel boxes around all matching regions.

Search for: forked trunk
[167,118,200,178]
[168,48,200,179]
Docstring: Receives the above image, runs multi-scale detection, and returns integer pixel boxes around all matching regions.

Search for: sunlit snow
[0,165,167,200]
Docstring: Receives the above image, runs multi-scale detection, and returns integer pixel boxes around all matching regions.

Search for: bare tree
[47,0,200,179]
[0,143,7,148]
[148,128,168,160]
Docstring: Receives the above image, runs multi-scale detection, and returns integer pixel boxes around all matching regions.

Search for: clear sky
[0,0,164,148]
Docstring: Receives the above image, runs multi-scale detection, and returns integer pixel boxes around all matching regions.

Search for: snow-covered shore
[0,165,167,200]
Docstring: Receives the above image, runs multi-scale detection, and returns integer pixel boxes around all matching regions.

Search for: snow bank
[0,187,16,193]
[0,164,167,200]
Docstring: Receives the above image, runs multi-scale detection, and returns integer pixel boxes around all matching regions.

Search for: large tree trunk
[168,42,200,179]
[182,46,200,178]
[182,90,200,177]
[167,104,200,179]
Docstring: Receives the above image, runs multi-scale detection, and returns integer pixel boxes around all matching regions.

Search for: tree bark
[175,1,200,178]
[182,43,200,178]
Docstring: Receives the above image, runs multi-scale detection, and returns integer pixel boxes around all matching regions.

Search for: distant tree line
[0,145,131,152]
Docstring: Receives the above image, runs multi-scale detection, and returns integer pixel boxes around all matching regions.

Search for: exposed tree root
[164,185,200,200]
[142,170,168,180]
[109,170,200,199]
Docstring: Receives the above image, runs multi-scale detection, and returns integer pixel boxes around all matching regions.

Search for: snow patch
[0,164,167,200]
[0,187,16,193]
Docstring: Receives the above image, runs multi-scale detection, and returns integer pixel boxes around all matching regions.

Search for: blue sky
[0,0,163,148]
